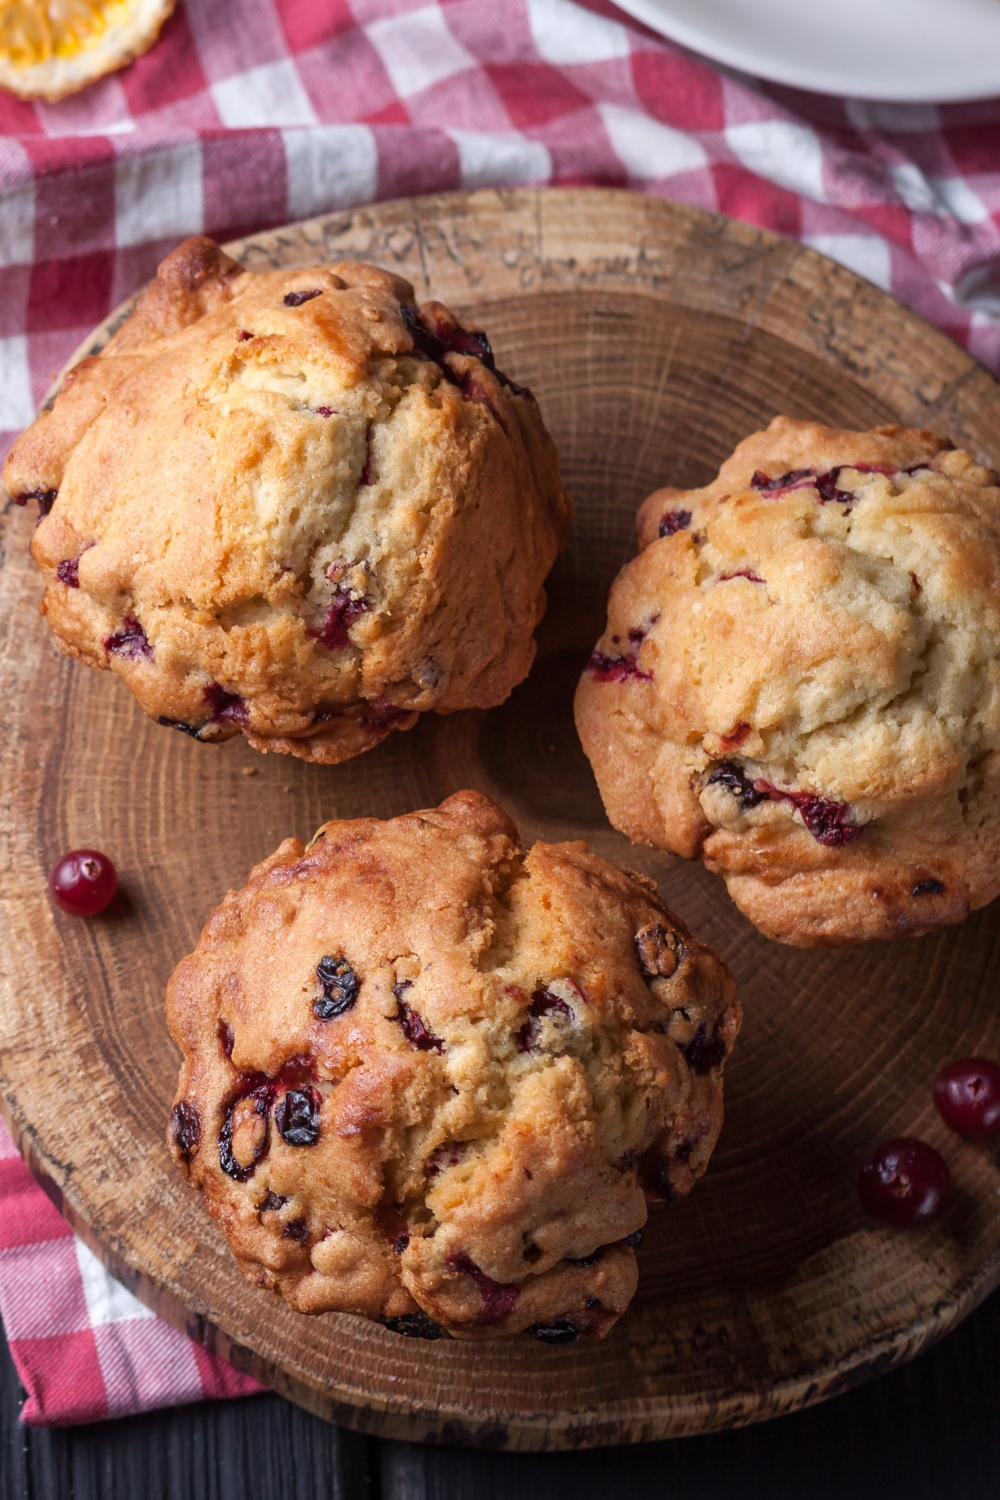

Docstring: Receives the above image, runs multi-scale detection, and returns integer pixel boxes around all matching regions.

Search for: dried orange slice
[0,0,175,101]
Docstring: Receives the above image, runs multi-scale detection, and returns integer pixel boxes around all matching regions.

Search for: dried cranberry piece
[750,468,815,494]
[450,1253,520,1323]
[400,302,449,363]
[260,1191,287,1212]
[912,878,945,897]
[750,466,853,507]
[218,1056,315,1180]
[394,1232,410,1254]
[314,956,360,1019]
[627,615,658,648]
[718,568,764,584]
[401,301,493,367]
[393,982,444,1053]
[281,1217,310,1242]
[283,289,322,306]
[375,1198,409,1248]
[400,301,527,395]
[586,649,651,683]
[934,1058,1000,1138]
[384,1313,442,1340]
[308,588,368,651]
[15,486,58,518]
[272,1055,316,1091]
[683,1023,727,1075]
[531,987,572,1019]
[858,1137,950,1227]
[516,988,572,1052]
[158,717,206,740]
[659,509,692,538]
[529,1322,580,1344]
[237,329,253,341]
[203,682,248,727]
[57,555,81,587]
[315,406,334,417]
[275,1087,321,1147]
[813,470,856,505]
[852,462,929,480]
[219,1091,269,1182]
[426,311,494,366]
[170,1101,201,1165]
[751,462,923,511]
[756,782,862,846]
[219,1022,235,1057]
[623,1229,644,1249]
[369,697,410,729]
[104,616,153,661]
[720,721,751,752]
[460,372,497,414]
[706,761,766,810]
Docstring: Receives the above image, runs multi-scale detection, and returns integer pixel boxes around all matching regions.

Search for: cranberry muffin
[3,237,570,764]
[167,791,739,1342]
[575,416,1000,947]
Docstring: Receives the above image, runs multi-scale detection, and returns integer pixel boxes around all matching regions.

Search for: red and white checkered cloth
[2,0,1000,469]
[0,1119,263,1424]
[4,0,1000,1429]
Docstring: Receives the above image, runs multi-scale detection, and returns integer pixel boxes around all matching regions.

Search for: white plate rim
[612,0,1000,103]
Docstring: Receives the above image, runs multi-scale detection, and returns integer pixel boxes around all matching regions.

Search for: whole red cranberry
[934,1058,1000,1138]
[48,849,117,916]
[857,1137,950,1228]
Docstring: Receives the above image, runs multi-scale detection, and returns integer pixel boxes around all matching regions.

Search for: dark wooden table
[2,1293,999,1500]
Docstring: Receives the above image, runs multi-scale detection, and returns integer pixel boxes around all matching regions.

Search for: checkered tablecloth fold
[0,1120,263,1425]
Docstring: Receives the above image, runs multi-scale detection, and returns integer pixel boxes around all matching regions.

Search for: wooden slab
[3,188,1000,1451]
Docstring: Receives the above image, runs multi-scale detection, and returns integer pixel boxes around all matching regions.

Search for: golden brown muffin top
[167,791,739,1340]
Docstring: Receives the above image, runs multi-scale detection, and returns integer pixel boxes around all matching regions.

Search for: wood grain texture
[6,1289,1000,1500]
[3,188,1000,1451]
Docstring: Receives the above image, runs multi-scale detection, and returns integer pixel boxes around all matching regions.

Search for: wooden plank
[377,1287,1000,1500]
[3,188,1000,1449]
[0,1313,372,1500]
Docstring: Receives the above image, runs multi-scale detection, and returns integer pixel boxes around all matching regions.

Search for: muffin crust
[4,237,570,763]
[166,791,739,1341]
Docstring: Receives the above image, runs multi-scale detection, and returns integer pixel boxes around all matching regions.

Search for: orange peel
[0,0,175,101]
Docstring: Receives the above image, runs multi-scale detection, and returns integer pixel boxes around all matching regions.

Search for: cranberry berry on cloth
[166,790,739,1342]
[2,237,570,765]
[575,416,1000,947]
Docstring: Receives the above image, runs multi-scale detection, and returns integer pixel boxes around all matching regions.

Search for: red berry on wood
[934,1058,1000,1138]
[48,849,117,916]
[858,1137,950,1228]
